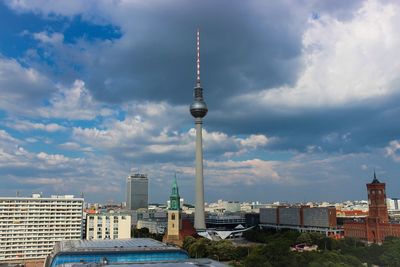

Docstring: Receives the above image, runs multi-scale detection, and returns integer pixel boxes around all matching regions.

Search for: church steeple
[372,169,380,184]
[164,173,183,245]
[169,173,181,210]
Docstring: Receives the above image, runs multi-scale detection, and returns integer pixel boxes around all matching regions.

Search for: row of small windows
[369,189,385,195]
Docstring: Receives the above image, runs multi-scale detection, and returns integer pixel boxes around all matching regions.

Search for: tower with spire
[190,29,208,231]
[367,171,389,224]
[164,174,182,244]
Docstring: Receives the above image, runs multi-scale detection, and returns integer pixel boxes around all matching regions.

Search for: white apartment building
[387,198,400,211]
[0,194,83,263]
[86,212,131,240]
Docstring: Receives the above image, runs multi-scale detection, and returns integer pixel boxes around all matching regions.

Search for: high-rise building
[86,212,131,240]
[126,173,148,210]
[190,29,208,231]
[0,194,83,264]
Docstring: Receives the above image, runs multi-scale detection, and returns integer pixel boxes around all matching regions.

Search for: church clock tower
[165,174,182,243]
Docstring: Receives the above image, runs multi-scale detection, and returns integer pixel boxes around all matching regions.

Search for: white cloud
[236,0,400,108]
[205,159,280,185]
[0,129,125,198]
[58,142,93,152]
[385,140,400,162]
[24,177,63,185]
[239,134,268,149]
[0,57,53,114]
[72,102,269,159]
[9,120,66,132]
[33,31,64,44]
[5,0,98,17]
[38,80,114,120]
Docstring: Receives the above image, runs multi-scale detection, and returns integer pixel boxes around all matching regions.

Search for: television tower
[190,29,208,230]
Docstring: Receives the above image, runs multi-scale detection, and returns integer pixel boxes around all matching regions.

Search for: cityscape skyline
[1,1,400,203]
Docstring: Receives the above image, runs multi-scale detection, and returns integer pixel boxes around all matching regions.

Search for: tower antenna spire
[196,28,201,86]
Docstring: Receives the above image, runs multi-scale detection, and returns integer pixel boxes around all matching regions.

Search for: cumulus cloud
[385,140,400,162]
[205,159,280,185]
[0,129,126,198]
[0,57,54,115]
[8,120,66,132]
[237,0,400,108]
[72,101,269,162]
[2,0,400,202]
[38,79,114,120]
[33,31,64,44]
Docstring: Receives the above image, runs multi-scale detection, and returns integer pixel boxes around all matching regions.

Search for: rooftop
[46,239,191,267]
[54,239,176,254]
[57,258,228,267]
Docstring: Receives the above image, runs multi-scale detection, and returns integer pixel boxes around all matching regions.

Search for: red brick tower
[367,171,388,223]
[366,171,389,242]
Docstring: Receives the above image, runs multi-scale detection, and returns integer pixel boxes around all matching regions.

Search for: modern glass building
[126,173,148,210]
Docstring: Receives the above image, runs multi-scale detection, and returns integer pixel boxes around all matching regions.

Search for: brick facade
[344,173,400,243]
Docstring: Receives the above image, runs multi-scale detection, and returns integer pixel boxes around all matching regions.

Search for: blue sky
[1,0,400,204]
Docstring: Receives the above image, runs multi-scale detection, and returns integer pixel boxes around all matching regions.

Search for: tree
[182,236,196,252]
[243,253,272,267]
[207,240,236,261]
[296,233,313,245]
[307,251,363,267]
[188,238,211,258]
[380,237,400,267]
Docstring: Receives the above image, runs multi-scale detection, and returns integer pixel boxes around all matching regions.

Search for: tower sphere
[190,98,208,118]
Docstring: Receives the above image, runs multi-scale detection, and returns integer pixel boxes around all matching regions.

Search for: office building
[344,172,400,243]
[259,206,341,236]
[126,173,148,210]
[86,212,131,240]
[136,219,167,234]
[0,194,83,263]
[387,198,400,211]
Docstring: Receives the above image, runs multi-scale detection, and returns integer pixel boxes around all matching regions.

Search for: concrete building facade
[387,198,400,211]
[259,206,339,236]
[86,212,131,240]
[0,194,83,263]
[126,173,148,210]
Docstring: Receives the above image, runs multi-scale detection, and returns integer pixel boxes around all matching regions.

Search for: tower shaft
[194,118,206,230]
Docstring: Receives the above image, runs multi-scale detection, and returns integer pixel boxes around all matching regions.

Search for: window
[171,214,175,220]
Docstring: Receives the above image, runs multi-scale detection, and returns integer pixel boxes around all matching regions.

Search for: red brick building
[344,172,400,243]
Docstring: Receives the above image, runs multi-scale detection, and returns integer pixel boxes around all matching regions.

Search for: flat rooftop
[57,259,228,267]
[54,239,176,254]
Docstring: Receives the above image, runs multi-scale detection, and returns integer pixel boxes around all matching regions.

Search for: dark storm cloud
[20,1,309,105]
[210,92,400,153]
